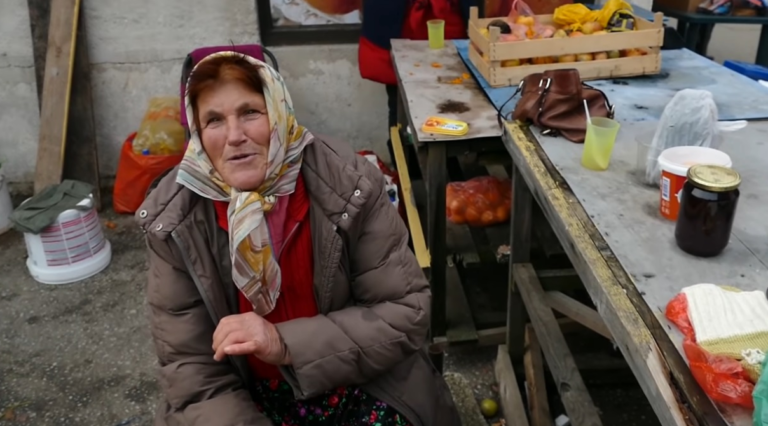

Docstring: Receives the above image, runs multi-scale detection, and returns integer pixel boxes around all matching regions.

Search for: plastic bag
[113,133,183,214]
[132,97,186,156]
[357,150,406,225]
[645,90,711,185]
[446,176,512,227]
[553,0,633,31]
[666,293,756,409]
[684,340,755,409]
[754,354,768,426]
[508,0,537,25]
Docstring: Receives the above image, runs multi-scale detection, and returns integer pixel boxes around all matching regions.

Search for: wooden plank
[29,0,100,208]
[400,80,504,143]
[507,164,532,360]
[34,0,81,194]
[545,291,612,341]
[482,158,565,259]
[446,256,479,343]
[513,263,602,426]
[390,127,430,268]
[495,345,531,426]
[503,122,695,426]
[390,40,503,143]
[524,324,552,426]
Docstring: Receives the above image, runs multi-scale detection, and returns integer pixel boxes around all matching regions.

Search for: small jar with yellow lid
[675,164,741,257]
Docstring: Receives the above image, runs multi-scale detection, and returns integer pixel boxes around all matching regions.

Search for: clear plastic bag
[446,176,512,227]
[132,97,186,156]
[644,89,747,185]
[507,0,538,38]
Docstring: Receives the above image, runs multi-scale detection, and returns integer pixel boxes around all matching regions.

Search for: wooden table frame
[392,97,507,371]
[500,122,728,426]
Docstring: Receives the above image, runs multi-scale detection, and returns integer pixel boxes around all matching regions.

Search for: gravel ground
[445,345,661,426]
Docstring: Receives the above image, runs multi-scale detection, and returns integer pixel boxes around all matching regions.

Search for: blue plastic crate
[723,60,768,81]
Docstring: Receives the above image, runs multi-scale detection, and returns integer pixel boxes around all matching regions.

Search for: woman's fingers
[212,313,250,351]
[213,330,248,361]
[224,341,260,357]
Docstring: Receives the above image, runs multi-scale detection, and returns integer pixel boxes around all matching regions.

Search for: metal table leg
[507,162,532,362]
[684,22,702,52]
[697,24,715,57]
[426,143,448,372]
[757,24,768,67]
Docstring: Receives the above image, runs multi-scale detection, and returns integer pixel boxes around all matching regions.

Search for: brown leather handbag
[507,69,614,143]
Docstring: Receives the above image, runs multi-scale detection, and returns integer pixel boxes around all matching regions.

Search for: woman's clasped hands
[212,312,291,365]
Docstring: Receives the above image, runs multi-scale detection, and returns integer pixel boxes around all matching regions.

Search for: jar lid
[687,164,742,192]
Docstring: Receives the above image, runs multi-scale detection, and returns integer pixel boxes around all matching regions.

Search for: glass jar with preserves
[674,164,741,257]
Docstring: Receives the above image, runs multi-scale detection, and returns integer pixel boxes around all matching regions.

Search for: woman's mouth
[228,153,255,163]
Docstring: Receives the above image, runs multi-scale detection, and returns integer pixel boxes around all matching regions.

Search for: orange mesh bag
[446,176,512,227]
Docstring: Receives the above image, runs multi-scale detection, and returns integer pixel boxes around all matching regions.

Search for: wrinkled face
[196,79,270,191]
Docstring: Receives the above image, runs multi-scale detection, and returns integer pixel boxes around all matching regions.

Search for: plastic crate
[723,60,768,81]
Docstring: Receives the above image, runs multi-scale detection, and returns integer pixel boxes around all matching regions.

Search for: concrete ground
[0,201,655,426]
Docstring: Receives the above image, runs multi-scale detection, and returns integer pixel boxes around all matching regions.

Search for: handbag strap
[582,82,615,118]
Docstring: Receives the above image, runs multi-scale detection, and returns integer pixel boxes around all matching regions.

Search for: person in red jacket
[358,0,474,152]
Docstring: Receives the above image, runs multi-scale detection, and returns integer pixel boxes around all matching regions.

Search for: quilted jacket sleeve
[145,235,271,426]
[276,156,430,398]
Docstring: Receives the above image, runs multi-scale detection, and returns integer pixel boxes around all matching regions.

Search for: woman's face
[196,79,270,191]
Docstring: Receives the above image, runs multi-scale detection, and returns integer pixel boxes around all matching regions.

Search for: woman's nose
[225,117,247,146]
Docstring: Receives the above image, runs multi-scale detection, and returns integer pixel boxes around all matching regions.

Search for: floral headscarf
[176,52,314,315]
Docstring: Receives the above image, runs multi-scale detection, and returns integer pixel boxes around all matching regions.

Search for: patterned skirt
[253,379,413,426]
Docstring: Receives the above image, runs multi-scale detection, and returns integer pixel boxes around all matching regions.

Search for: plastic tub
[657,146,732,221]
[23,195,112,284]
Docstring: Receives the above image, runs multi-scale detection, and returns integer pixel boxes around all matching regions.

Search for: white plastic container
[657,146,732,221]
[23,196,111,284]
[0,174,12,235]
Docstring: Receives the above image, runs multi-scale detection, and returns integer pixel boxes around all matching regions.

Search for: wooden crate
[467,6,664,87]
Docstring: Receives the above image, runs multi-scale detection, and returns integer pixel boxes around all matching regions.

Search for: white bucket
[23,195,112,285]
[657,146,732,221]
[0,174,12,235]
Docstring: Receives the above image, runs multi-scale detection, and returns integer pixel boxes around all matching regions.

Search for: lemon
[480,398,499,418]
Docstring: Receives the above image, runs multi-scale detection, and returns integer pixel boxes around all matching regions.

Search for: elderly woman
[136,52,460,426]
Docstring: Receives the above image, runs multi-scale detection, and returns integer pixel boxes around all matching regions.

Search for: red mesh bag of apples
[446,176,512,227]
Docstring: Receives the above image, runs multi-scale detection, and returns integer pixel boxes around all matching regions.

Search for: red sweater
[213,176,317,380]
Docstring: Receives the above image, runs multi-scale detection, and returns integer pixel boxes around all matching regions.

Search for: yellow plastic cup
[427,19,445,49]
[581,117,621,171]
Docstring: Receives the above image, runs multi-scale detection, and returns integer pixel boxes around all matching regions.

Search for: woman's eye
[206,117,221,126]
[245,109,259,115]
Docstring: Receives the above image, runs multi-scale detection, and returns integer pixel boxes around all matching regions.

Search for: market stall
[390,1,768,424]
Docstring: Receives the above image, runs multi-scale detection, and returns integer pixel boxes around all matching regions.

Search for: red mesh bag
[446,176,512,227]
[665,293,755,409]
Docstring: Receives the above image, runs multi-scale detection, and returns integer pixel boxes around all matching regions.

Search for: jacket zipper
[171,231,255,391]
